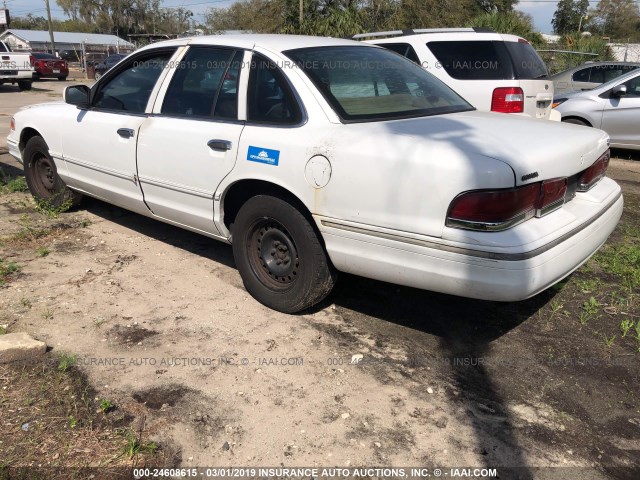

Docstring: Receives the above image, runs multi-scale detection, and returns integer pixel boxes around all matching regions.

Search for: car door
[136,46,245,235]
[600,73,640,148]
[61,48,177,212]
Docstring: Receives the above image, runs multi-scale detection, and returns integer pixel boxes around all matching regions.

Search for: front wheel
[23,136,82,208]
[18,81,32,91]
[232,195,337,313]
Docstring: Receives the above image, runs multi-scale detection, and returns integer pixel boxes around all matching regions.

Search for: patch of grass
[594,232,640,289]
[36,246,50,257]
[57,352,77,372]
[582,297,601,316]
[0,259,21,285]
[120,428,158,458]
[99,398,115,414]
[0,358,166,468]
[0,170,28,194]
[604,334,616,349]
[620,319,635,338]
[0,326,6,335]
[42,309,53,320]
[575,278,601,294]
[20,298,31,309]
[34,198,73,219]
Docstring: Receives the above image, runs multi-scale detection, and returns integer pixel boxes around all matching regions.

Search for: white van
[356,28,557,120]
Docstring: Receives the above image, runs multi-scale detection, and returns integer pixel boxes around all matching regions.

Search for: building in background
[0,29,134,58]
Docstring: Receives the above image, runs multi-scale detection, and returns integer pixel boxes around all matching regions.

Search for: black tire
[58,76,67,81]
[18,81,32,91]
[232,195,337,313]
[23,136,82,208]
[563,118,588,127]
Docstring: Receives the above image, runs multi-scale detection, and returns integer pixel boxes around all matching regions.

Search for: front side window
[161,47,241,119]
[93,49,175,113]
[622,75,640,97]
[247,54,302,124]
[284,46,473,122]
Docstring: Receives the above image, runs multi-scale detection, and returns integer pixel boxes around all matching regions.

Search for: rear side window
[380,43,420,64]
[247,54,302,125]
[427,41,514,80]
[572,67,591,82]
[505,42,548,80]
[0,43,8,52]
[161,46,240,119]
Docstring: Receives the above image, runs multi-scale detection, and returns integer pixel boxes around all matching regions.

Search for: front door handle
[207,139,232,152]
[117,128,135,138]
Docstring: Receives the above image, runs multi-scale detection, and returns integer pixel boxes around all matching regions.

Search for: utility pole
[299,0,303,26]
[44,0,56,53]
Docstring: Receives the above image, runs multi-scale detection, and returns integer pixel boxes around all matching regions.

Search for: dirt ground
[1,80,639,479]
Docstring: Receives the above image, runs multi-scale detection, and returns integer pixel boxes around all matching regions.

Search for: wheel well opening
[562,116,592,127]
[222,180,312,232]
[19,128,42,153]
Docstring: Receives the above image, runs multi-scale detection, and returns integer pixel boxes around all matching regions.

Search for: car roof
[363,31,523,43]
[561,61,640,73]
[137,34,368,53]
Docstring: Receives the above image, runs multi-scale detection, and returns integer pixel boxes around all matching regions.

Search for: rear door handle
[117,128,135,138]
[207,139,232,151]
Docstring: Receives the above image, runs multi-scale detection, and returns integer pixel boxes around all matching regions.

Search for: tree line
[7,0,638,42]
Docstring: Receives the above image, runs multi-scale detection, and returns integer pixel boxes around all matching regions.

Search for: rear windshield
[34,53,57,59]
[505,42,549,80]
[283,46,473,122]
[427,40,548,80]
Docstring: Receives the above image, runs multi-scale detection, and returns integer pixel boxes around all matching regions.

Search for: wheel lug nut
[276,260,282,265]
[270,249,276,256]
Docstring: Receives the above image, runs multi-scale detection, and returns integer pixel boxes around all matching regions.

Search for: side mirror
[64,84,90,108]
[612,84,627,97]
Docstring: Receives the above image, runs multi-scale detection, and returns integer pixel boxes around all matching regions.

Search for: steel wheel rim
[30,152,56,197]
[247,218,300,290]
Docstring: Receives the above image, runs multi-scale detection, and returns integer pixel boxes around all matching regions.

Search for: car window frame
[158,45,243,122]
[245,52,306,128]
[89,47,179,116]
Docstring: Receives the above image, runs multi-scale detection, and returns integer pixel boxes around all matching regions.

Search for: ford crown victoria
[7,35,623,313]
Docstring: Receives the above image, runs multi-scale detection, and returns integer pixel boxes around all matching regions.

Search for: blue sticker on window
[247,146,280,166]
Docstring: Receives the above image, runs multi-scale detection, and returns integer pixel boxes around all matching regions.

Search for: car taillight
[578,150,610,192]
[10,117,15,131]
[447,178,569,231]
[491,87,524,114]
[447,183,539,231]
[538,178,567,215]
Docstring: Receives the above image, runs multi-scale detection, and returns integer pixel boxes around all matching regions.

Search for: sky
[5,0,573,35]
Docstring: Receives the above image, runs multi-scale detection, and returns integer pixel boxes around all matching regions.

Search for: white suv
[357,28,557,120]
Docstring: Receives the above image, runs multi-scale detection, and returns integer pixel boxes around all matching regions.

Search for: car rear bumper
[317,186,623,301]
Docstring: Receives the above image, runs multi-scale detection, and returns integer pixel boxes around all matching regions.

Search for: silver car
[553,68,640,150]
[552,62,640,94]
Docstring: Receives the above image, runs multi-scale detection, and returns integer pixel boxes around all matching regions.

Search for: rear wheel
[23,136,82,208]
[563,118,588,127]
[18,81,32,91]
[232,195,336,313]
[58,76,67,81]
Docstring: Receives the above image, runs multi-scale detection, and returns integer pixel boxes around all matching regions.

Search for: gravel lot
[1,79,639,479]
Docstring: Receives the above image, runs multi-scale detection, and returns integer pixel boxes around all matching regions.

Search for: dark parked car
[59,50,82,63]
[30,52,69,81]
[93,54,128,80]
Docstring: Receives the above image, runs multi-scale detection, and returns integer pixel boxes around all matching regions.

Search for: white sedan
[7,35,623,313]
